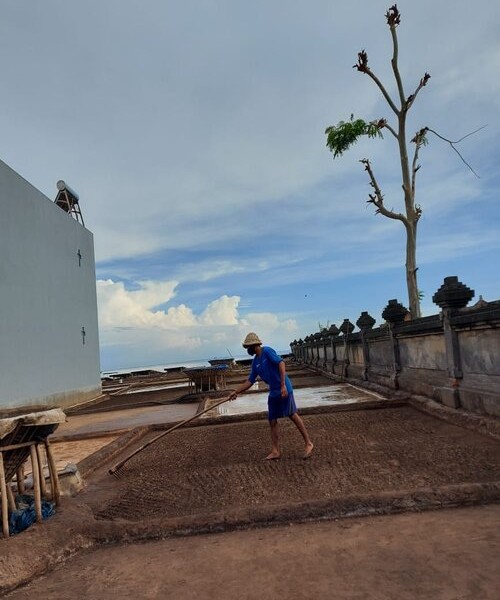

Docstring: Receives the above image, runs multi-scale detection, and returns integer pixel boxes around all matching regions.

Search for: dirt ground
[91,405,500,522]
[1,396,499,597]
[5,505,500,600]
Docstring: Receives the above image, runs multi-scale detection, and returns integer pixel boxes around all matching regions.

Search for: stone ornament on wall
[382,299,409,324]
[356,311,376,331]
[432,276,474,310]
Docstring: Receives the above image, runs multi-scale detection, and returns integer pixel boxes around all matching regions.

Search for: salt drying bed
[125,382,188,394]
[202,383,383,418]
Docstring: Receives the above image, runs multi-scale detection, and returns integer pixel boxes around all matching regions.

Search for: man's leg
[266,419,281,460]
[289,413,314,459]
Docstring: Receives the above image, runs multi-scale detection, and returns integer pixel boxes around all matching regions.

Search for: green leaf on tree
[325,116,383,158]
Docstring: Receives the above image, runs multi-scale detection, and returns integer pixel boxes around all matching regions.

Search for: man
[229,332,314,460]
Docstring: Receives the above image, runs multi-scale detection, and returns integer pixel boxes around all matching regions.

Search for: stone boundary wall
[290,277,500,418]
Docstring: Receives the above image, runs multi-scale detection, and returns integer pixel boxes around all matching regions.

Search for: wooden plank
[0,441,36,452]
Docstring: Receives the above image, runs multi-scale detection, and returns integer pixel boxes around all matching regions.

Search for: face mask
[247,346,256,356]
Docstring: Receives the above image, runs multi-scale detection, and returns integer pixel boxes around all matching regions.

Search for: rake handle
[109,394,232,475]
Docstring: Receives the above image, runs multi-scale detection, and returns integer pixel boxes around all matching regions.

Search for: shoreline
[101,351,292,377]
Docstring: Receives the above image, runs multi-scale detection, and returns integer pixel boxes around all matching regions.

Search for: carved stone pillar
[297,339,304,363]
[314,332,322,367]
[432,276,474,407]
[356,311,376,380]
[328,324,339,373]
[305,336,313,365]
[321,332,328,370]
[382,299,408,389]
[339,319,355,378]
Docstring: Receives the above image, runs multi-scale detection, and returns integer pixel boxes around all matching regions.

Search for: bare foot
[303,442,314,460]
[264,451,281,460]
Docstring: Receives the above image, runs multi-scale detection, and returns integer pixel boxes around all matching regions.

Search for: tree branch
[386,6,406,107]
[354,50,400,116]
[411,147,419,198]
[426,126,486,178]
[361,158,408,224]
[406,73,431,111]
[410,128,427,199]
[383,121,398,140]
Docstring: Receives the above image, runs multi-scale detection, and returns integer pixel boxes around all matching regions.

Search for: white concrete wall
[0,159,101,414]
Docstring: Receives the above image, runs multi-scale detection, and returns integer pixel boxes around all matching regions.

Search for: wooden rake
[109,395,233,478]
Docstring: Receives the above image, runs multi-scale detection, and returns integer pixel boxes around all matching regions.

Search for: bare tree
[325,4,431,318]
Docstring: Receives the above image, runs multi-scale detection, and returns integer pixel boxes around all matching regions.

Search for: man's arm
[279,361,288,398]
[228,379,253,401]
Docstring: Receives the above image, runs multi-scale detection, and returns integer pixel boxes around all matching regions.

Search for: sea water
[101,359,210,377]
[101,351,290,377]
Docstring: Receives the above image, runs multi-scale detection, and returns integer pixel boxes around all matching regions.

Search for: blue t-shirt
[248,346,293,394]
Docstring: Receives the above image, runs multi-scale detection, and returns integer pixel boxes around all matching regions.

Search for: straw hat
[242,332,262,347]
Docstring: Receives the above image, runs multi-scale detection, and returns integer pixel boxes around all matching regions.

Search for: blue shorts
[268,390,297,421]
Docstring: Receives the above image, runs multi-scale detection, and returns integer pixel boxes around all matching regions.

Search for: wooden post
[16,465,25,494]
[35,444,48,498]
[0,453,9,538]
[44,440,61,506]
[7,484,16,512]
[29,445,43,523]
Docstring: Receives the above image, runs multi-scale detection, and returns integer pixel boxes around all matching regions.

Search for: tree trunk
[405,220,421,318]
[397,109,421,320]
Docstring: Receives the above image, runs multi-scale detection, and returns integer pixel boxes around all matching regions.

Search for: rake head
[107,393,233,478]
[109,466,122,479]
[108,462,129,479]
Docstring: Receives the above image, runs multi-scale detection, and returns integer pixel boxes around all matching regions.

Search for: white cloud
[200,295,240,326]
[97,278,298,365]
[419,230,500,264]
[243,312,297,334]
[97,279,182,329]
[128,280,178,309]
[198,261,247,282]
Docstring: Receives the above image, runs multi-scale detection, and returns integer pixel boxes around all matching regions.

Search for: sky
[1,1,499,371]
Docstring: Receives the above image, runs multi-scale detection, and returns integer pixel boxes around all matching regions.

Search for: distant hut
[208,357,235,368]
[183,366,228,394]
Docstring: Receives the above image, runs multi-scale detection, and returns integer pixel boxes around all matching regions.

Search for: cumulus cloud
[242,312,297,335]
[200,295,240,326]
[97,279,298,367]
[97,279,242,330]
[97,279,183,329]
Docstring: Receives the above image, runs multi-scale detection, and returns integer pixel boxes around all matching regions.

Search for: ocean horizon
[101,350,291,376]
